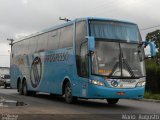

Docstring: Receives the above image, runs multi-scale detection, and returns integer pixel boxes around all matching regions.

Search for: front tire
[106,98,119,104]
[64,82,77,104]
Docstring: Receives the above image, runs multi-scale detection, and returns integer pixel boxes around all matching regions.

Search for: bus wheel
[29,91,36,96]
[22,80,28,96]
[106,98,119,104]
[18,81,23,95]
[64,82,77,104]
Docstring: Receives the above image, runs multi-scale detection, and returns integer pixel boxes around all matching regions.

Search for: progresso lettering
[45,52,69,62]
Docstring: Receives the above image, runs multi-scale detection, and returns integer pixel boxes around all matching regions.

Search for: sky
[0,0,160,67]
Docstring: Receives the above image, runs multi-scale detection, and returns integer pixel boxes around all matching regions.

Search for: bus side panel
[23,48,76,95]
[43,48,78,95]
[10,55,26,88]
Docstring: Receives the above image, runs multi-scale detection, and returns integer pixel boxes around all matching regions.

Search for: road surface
[0,87,160,120]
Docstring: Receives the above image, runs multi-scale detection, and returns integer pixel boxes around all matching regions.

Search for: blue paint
[11,17,146,100]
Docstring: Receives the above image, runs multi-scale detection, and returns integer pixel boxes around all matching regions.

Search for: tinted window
[80,42,89,77]
[28,37,38,54]
[76,21,86,55]
[22,40,29,55]
[59,25,73,48]
[48,30,59,50]
[75,21,87,77]
[37,33,48,52]
[16,42,22,55]
[12,43,17,57]
[90,21,141,42]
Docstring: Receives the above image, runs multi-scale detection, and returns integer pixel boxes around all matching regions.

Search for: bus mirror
[87,36,95,53]
[144,41,157,58]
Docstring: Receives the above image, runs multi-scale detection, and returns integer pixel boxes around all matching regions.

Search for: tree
[145,30,160,93]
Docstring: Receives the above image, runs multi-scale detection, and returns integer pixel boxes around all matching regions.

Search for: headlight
[136,81,146,87]
[89,80,105,86]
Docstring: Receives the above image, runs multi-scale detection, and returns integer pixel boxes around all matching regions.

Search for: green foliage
[144,91,160,100]
[145,59,160,93]
[146,30,160,42]
[145,30,160,94]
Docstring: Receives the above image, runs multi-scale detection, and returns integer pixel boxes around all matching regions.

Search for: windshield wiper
[109,44,136,78]
[122,58,135,78]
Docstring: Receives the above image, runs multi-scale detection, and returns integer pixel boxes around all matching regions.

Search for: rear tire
[106,98,119,104]
[64,82,77,104]
[22,80,36,96]
[28,91,36,96]
[18,81,23,95]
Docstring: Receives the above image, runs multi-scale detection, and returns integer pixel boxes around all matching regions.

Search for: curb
[137,98,160,103]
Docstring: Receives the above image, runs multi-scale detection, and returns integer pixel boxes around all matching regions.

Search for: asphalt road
[0,87,160,120]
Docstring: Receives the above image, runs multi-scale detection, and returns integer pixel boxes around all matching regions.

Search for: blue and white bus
[10,17,156,104]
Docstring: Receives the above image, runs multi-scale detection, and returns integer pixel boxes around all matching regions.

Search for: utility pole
[59,17,71,22]
[7,38,14,51]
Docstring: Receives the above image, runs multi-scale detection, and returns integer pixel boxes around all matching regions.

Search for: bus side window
[37,33,48,52]
[22,39,29,55]
[11,45,15,58]
[80,42,89,77]
[75,21,87,77]
[13,43,18,57]
[28,36,38,54]
[59,25,73,49]
[48,30,59,50]
[17,42,22,56]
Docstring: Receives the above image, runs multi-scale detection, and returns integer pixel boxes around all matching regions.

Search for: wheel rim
[65,83,72,103]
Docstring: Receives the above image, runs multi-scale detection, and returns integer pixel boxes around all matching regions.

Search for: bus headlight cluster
[89,80,105,86]
[136,81,146,87]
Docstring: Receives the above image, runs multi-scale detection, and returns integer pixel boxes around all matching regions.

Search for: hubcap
[65,83,72,102]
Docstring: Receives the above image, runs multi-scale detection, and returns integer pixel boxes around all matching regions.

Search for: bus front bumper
[85,84,145,99]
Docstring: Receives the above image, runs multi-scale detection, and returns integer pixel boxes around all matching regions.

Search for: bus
[10,17,156,104]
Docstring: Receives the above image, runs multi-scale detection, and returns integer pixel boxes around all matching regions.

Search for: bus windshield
[90,20,141,42]
[92,41,145,78]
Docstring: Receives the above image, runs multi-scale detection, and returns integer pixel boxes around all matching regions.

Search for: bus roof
[77,17,135,24]
[13,17,136,44]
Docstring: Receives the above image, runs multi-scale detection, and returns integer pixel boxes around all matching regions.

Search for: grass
[144,91,160,100]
